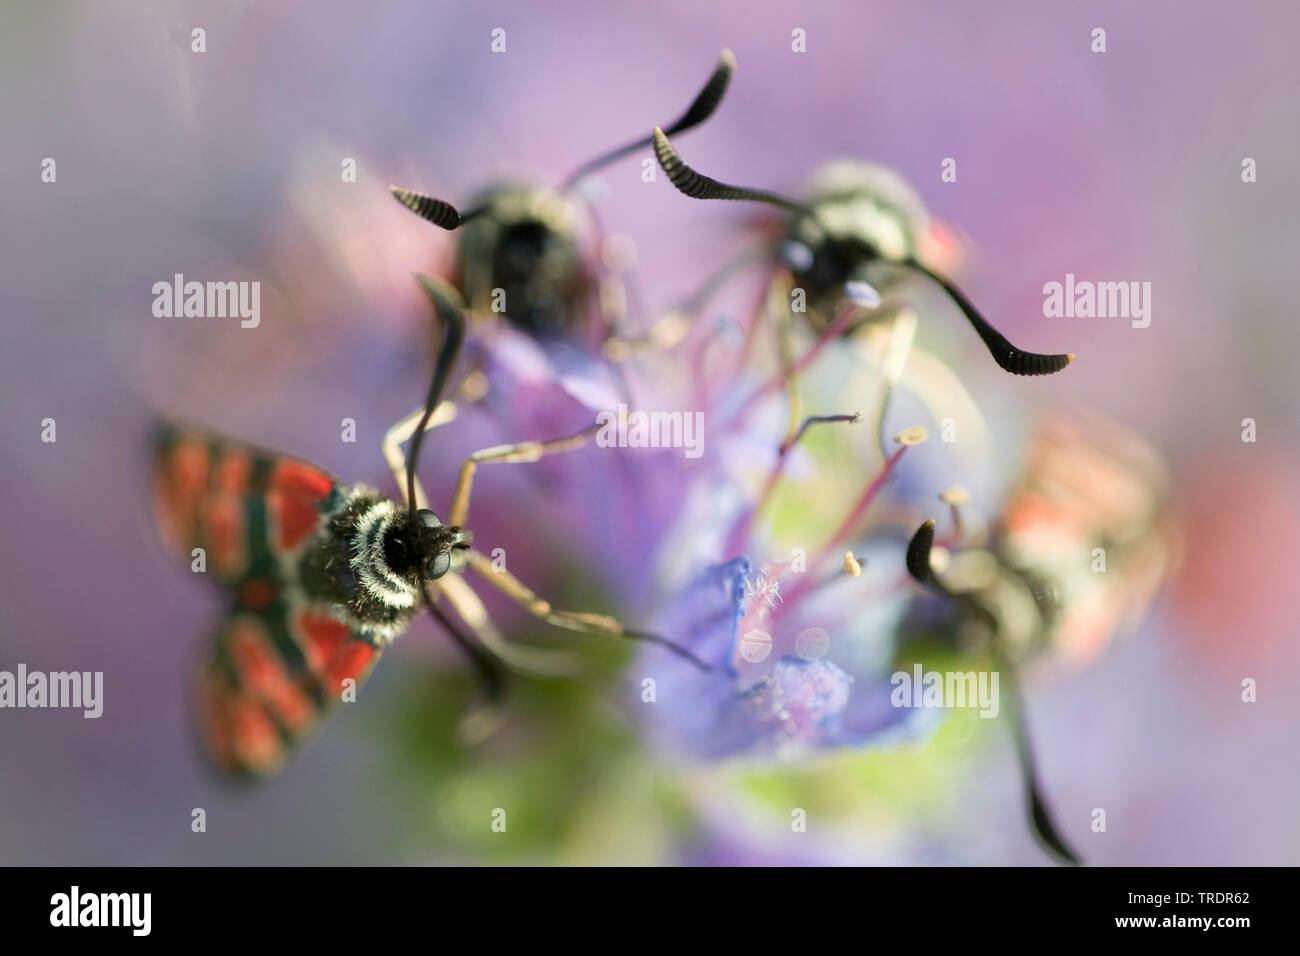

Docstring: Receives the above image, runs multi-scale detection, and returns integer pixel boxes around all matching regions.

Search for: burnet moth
[154,276,707,777]
[388,50,735,341]
[650,127,1075,378]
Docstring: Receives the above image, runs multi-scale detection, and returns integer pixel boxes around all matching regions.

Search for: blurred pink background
[1,0,1297,863]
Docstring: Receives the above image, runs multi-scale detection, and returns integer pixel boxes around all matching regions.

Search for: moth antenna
[622,628,714,673]
[905,519,1080,864]
[406,293,502,713]
[905,519,938,584]
[389,185,482,230]
[994,645,1082,865]
[899,258,1074,376]
[905,518,997,629]
[562,49,736,187]
[406,276,467,519]
[652,128,812,214]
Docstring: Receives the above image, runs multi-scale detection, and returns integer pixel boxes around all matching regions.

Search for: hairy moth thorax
[784,161,932,327]
[454,184,589,336]
[297,493,470,643]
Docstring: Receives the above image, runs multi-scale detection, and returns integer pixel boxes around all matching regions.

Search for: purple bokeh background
[2,0,1298,864]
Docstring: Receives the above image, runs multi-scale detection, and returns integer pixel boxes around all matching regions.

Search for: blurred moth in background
[152,278,707,777]
[642,126,1075,461]
[902,408,1176,862]
[907,408,1174,668]
[389,50,734,348]
[649,128,1074,379]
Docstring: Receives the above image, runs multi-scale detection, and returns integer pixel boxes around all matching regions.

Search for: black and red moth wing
[197,598,383,777]
[152,421,344,588]
[152,422,384,776]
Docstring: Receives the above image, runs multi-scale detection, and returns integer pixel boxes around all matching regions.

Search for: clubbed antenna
[900,258,1074,376]
[389,186,480,230]
[903,519,1081,865]
[905,519,938,583]
[563,49,737,187]
[995,646,1082,865]
[651,130,1076,377]
[405,276,467,519]
[652,128,810,212]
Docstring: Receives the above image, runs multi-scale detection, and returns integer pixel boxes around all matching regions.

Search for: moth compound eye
[415,509,442,529]
[425,551,452,580]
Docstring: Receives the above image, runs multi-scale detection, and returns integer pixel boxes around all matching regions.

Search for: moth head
[385,509,471,583]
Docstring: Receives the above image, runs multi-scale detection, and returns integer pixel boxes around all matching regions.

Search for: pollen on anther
[893,425,929,447]
[939,485,970,506]
[651,311,690,349]
[460,370,490,403]
[844,550,862,577]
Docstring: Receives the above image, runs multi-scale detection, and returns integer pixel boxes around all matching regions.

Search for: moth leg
[581,203,634,342]
[461,548,712,670]
[759,272,804,446]
[423,592,509,746]
[448,423,600,528]
[867,307,918,464]
[604,241,774,360]
[461,546,627,637]
[381,399,458,511]
[856,326,993,471]
[438,572,584,677]
[447,430,713,671]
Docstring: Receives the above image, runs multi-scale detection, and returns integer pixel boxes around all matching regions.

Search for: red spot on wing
[227,618,316,736]
[196,600,381,776]
[1004,493,1083,541]
[275,461,335,500]
[290,607,378,700]
[294,608,352,672]
[215,448,253,494]
[228,619,285,695]
[323,641,376,698]
[197,665,283,776]
[269,461,335,551]
[922,217,964,276]
[273,496,321,551]
[274,682,317,734]
[228,695,283,773]
[203,494,246,577]
[238,579,277,610]
[156,439,210,546]
[154,438,255,580]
